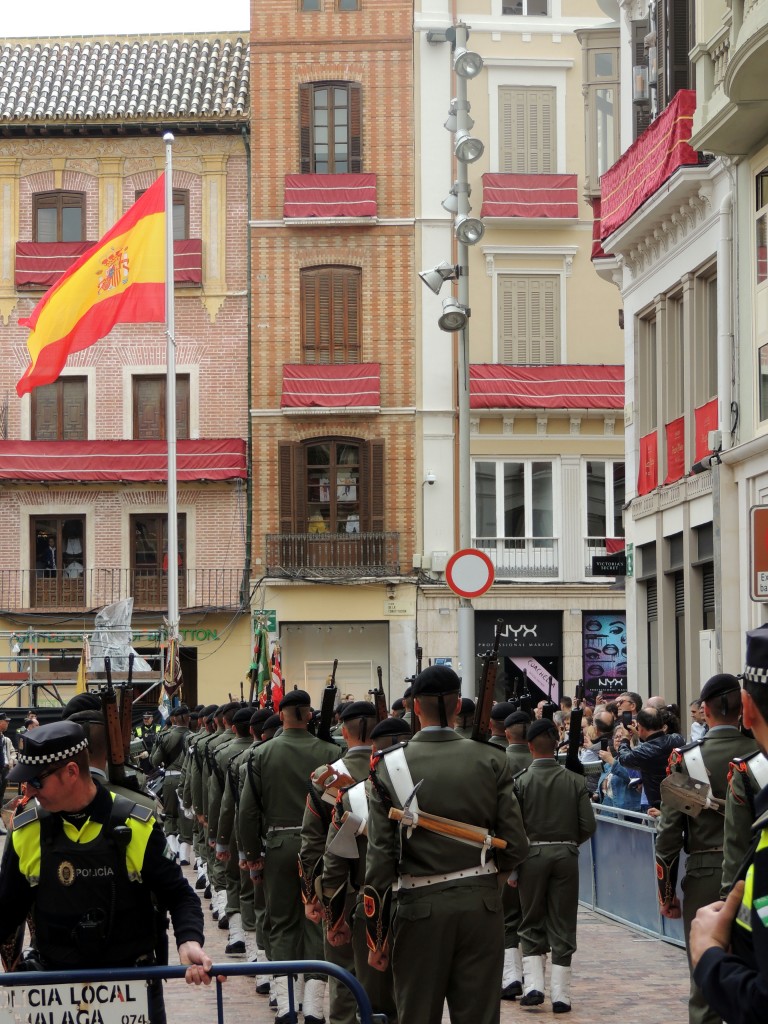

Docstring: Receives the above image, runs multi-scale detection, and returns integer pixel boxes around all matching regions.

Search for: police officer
[514,717,596,1013]
[0,722,213,1021]
[238,689,337,1024]
[151,703,194,864]
[656,673,758,1024]
[365,665,529,1024]
[691,625,768,1021]
[133,709,161,753]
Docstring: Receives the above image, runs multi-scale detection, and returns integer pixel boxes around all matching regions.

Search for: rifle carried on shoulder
[564,680,585,776]
[369,665,388,722]
[119,653,135,765]
[317,658,338,742]
[471,618,503,743]
[102,656,127,784]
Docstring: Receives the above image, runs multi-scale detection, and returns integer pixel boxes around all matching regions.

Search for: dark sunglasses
[27,763,66,790]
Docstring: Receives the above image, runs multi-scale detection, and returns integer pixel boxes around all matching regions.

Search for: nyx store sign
[475,611,562,657]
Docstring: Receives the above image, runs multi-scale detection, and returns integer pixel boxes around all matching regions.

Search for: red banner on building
[665,417,685,483]
[638,430,658,496]
[694,398,719,462]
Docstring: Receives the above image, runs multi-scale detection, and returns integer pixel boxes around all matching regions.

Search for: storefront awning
[281,363,381,411]
[283,173,377,219]
[470,364,624,410]
[0,438,247,482]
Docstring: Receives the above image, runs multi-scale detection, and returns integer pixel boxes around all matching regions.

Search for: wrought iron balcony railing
[265,532,399,578]
[472,537,559,579]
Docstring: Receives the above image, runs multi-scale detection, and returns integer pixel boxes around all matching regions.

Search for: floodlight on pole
[442,181,471,214]
[454,215,485,246]
[455,130,484,163]
[454,47,484,79]
[438,297,469,332]
[444,98,474,133]
[419,261,459,294]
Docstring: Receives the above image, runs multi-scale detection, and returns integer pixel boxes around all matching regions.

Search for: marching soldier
[514,717,596,1013]
[691,625,768,1022]
[488,702,516,749]
[301,700,377,1024]
[151,703,194,864]
[721,745,768,893]
[180,704,217,893]
[321,716,411,1023]
[501,709,532,999]
[454,696,475,739]
[365,665,529,1024]
[238,689,338,1024]
[656,673,758,1024]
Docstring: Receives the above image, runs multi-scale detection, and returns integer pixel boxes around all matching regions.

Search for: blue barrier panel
[0,961,376,1024]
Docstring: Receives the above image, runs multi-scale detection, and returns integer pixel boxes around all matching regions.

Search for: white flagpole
[163,133,179,645]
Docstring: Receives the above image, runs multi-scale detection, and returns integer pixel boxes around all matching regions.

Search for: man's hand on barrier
[660,897,681,919]
[690,881,744,969]
[179,942,220,985]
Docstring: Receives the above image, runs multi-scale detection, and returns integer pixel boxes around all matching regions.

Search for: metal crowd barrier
[578,804,686,948]
[0,961,377,1024]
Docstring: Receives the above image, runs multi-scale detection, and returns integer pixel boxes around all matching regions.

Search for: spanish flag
[16,174,166,396]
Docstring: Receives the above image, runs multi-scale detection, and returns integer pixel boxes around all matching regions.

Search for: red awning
[283,173,377,218]
[15,239,202,289]
[281,363,381,410]
[470,365,624,410]
[480,173,578,219]
[0,439,247,482]
[590,198,613,260]
[600,90,699,240]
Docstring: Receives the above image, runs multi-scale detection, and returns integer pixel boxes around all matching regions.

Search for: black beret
[339,701,377,721]
[490,701,517,722]
[280,689,311,711]
[504,710,532,729]
[189,711,200,721]
[263,713,281,732]
[61,692,102,719]
[0,712,8,722]
[170,703,190,717]
[232,707,254,726]
[700,673,741,703]
[459,697,476,716]
[402,686,413,700]
[68,709,105,727]
[249,708,272,728]
[526,718,559,743]
[9,721,88,783]
[202,704,218,717]
[391,698,405,712]
[371,718,412,741]
[412,665,461,698]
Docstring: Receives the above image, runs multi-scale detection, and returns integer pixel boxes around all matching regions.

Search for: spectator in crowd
[616,706,685,812]
[560,696,573,713]
[689,699,707,742]
[597,726,643,811]
[534,699,548,720]
[0,712,16,832]
[645,695,667,710]
[616,691,643,718]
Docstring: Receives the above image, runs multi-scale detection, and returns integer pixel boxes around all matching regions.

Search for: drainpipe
[714,188,733,672]
[241,125,253,607]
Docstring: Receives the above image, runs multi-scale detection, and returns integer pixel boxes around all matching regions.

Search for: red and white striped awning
[0,439,246,482]
[480,173,578,219]
[284,173,377,219]
[470,365,624,410]
[281,363,381,411]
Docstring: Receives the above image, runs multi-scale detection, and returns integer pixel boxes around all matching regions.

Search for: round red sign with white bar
[445,548,495,599]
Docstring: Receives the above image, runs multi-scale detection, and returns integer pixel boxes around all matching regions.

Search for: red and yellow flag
[16,174,166,396]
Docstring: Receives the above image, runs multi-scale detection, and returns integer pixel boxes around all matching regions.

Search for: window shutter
[278,442,296,534]
[302,267,361,363]
[499,87,555,174]
[32,385,58,440]
[702,565,715,614]
[669,0,693,96]
[534,89,555,174]
[646,578,658,620]
[498,275,559,364]
[632,19,652,138]
[175,376,190,440]
[674,571,685,616]
[349,83,362,173]
[360,439,385,533]
[62,379,87,440]
[299,84,312,174]
[656,3,666,110]
[498,87,515,172]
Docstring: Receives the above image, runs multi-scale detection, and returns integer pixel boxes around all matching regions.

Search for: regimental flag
[75,635,91,694]
[256,626,271,706]
[16,174,166,396]
[270,644,284,709]
[163,633,184,700]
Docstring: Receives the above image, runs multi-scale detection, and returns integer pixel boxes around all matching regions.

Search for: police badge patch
[57,860,75,886]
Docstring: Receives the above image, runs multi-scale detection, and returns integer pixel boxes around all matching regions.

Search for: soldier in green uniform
[180,704,217,893]
[514,717,596,1013]
[656,673,758,1024]
[321,716,411,1024]
[151,703,193,863]
[301,700,376,1024]
[501,709,532,999]
[721,746,768,893]
[454,697,475,739]
[488,702,515,749]
[239,689,338,1024]
[691,625,768,1023]
[365,665,529,1024]
[207,706,253,956]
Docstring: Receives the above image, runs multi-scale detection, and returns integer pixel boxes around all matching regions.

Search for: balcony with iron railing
[0,568,246,613]
[584,537,625,578]
[472,537,559,579]
[265,532,399,578]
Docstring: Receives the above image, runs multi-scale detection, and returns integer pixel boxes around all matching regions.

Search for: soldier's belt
[529,840,578,847]
[689,846,724,855]
[165,770,182,776]
[394,862,498,891]
[267,824,302,834]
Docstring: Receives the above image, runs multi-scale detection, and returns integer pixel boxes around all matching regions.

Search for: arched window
[33,191,85,242]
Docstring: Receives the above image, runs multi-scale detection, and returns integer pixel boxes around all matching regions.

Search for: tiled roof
[0,35,249,123]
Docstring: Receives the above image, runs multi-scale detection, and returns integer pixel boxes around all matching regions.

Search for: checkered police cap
[744,624,768,686]
[8,721,88,783]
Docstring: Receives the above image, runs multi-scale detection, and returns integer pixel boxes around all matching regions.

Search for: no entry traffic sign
[445,548,495,599]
